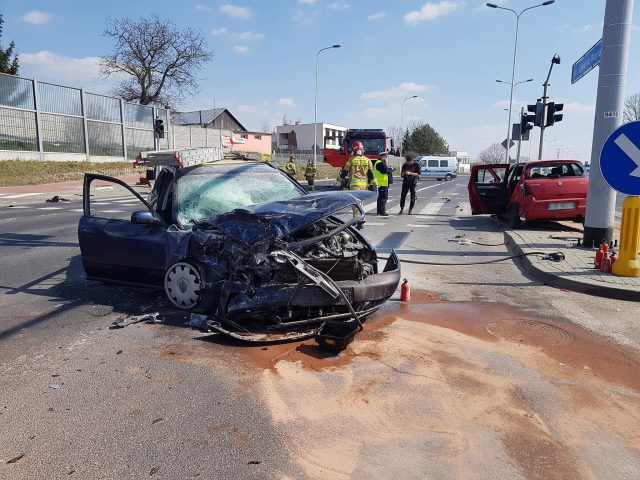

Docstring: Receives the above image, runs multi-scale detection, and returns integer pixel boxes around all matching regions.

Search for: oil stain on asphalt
[155,291,640,480]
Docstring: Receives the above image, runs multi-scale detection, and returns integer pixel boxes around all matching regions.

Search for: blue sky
[3,0,640,159]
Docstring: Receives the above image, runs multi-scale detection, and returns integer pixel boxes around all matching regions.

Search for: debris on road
[48,384,61,389]
[109,312,160,329]
[186,313,209,330]
[45,195,70,203]
[6,454,24,464]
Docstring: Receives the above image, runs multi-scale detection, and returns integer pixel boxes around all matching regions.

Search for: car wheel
[164,262,202,310]
[508,204,523,229]
[445,174,453,181]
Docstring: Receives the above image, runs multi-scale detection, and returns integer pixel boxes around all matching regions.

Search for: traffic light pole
[538,55,560,159]
[516,107,524,163]
[583,0,634,247]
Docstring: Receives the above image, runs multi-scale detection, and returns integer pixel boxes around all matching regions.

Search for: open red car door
[468,164,510,215]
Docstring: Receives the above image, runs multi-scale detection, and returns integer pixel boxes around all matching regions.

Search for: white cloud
[563,102,595,113]
[577,24,592,33]
[234,31,265,41]
[367,12,387,21]
[361,82,436,101]
[232,45,250,54]
[21,10,52,25]
[211,27,228,36]
[278,98,295,107]
[298,0,316,4]
[328,1,350,11]
[404,1,464,25]
[20,51,100,83]
[195,3,214,12]
[220,3,252,19]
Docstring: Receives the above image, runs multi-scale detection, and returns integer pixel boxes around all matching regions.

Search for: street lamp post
[487,1,555,162]
[313,44,341,167]
[400,95,418,157]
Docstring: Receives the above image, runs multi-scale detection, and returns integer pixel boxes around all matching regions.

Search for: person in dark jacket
[372,152,393,216]
[399,154,421,215]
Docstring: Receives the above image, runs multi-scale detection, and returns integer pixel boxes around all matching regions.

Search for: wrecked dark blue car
[78,161,400,342]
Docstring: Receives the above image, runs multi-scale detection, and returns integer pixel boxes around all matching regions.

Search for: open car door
[78,174,168,287]
[468,164,510,215]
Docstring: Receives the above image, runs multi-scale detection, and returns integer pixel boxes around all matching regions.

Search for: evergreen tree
[0,15,19,75]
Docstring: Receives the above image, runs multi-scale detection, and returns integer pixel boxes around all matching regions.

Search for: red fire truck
[323,129,392,168]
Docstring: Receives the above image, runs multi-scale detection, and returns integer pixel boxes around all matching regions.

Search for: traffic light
[154,117,165,139]
[534,100,545,127]
[522,108,536,134]
[545,102,564,127]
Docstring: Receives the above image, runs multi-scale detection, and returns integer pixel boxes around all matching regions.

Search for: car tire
[508,204,523,229]
[445,174,453,181]
[164,261,202,310]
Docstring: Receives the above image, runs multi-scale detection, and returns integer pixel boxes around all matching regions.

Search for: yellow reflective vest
[373,160,389,188]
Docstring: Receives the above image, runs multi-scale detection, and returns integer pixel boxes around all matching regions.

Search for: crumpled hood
[203,190,374,245]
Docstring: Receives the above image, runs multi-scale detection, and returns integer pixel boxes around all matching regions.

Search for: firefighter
[339,141,377,191]
[372,151,392,216]
[304,157,317,191]
[339,141,377,229]
[285,155,297,180]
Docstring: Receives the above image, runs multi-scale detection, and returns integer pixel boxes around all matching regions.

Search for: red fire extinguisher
[594,242,608,269]
[400,279,411,302]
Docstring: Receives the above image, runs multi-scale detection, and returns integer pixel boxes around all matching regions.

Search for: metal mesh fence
[38,82,82,116]
[0,107,38,151]
[0,75,34,110]
[125,103,154,130]
[88,121,123,157]
[126,128,154,159]
[41,113,85,153]
[85,93,121,123]
[0,73,171,159]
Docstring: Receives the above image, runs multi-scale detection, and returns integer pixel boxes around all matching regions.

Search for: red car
[468,160,589,227]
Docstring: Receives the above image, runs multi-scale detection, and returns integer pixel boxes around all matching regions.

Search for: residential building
[231,130,272,155]
[171,108,246,151]
[276,122,348,151]
[451,150,471,173]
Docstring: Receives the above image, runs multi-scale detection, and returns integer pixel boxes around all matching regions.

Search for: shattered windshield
[176,169,303,227]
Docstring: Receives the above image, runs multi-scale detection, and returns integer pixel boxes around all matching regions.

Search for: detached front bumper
[225,251,401,316]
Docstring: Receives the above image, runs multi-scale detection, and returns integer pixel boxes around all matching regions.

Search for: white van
[417,156,458,181]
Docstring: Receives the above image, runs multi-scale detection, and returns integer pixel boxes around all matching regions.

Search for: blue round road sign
[600,121,640,196]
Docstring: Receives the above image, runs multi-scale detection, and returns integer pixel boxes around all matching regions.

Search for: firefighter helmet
[351,140,364,153]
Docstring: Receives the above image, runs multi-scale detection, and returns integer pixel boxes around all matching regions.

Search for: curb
[504,230,640,302]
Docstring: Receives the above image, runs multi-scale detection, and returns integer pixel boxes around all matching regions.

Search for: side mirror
[131,210,161,225]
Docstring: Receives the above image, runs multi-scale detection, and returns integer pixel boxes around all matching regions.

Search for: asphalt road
[1,177,639,479]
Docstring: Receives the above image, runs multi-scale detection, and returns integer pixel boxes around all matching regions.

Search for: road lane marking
[70,208,84,212]
[406,224,431,228]
[5,205,28,209]
[38,207,62,210]
[0,192,44,199]
[365,222,387,226]
[418,199,447,215]
[99,210,126,214]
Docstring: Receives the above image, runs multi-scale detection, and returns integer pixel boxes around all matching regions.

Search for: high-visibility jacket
[373,160,389,187]
[344,155,377,190]
[304,165,317,178]
[285,161,297,176]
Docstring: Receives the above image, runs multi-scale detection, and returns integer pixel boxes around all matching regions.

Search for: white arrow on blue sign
[600,121,640,195]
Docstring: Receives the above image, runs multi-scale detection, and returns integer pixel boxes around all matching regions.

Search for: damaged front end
[166,192,401,342]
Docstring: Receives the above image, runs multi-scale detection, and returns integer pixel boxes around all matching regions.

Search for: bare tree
[281,113,291,125]
[624,92,640,123]
[261,121,272,133]
[478,143,505,164]
[99,15,213,108]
